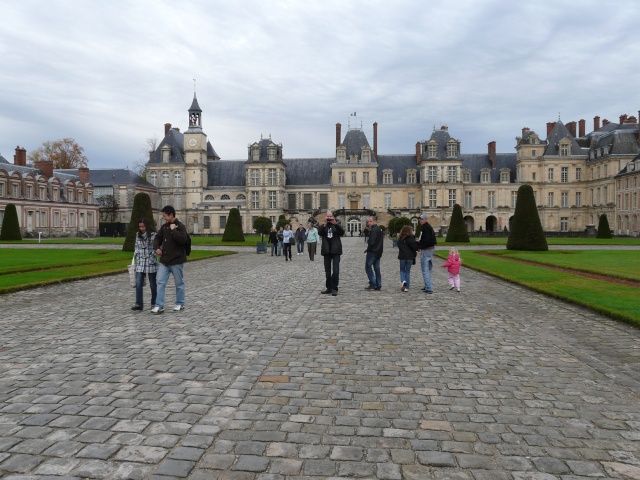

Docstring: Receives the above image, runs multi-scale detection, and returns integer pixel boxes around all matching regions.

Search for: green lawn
[443,237,640,246]
[435,249,640,327]
[0,249,233,294]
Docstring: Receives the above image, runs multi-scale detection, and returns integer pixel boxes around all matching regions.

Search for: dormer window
[161,146,171,163]
[446,141,458,158]
[406,170,416,184]
[462,169,471,183]
[362,147,371,163]
[383,170,393,184]
[500,170,510,183]
[337,147,346,163]
[560,143,570,156]
[427,143,438,158]
[251,146,260,161]
[481,170,491,183]
[267,145,276,161]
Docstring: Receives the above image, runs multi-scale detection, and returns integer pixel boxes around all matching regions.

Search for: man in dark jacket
[151,205,188,314]
[364,216,383,290]
[417,213,437,294]
[268,227,278,256]
[317,210,344,296]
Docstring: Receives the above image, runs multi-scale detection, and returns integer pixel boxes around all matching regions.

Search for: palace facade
[145,96,640,237]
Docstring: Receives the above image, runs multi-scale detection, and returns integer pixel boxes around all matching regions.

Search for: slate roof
[246,138,283,163]
[341,129,377,161]
[615,155,640,177]
[0,162,80,182]
[207,161,246,187]
[0,154,9,164]
[588,124,640,158]
[421,128,461,160]
[57,168,153,188]
[543,121,587,156]
[460,153,518,183]
[377,155,419,184]
[147,128,219,164]
[285,158,333,185]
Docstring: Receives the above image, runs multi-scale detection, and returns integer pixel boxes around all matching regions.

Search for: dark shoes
[364,285,377,290]
[131,305,142,311]
[321,289,332,294]
[331,290,338,296]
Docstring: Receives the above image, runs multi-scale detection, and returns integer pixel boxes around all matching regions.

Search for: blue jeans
[156,263,185,308]
[297,240,305,254]
[421,248,434,292]
[135,271,157,307]
[365,252,382,289]
[323,254,341,291]
[271,243,277,256]
[399,259,413,289]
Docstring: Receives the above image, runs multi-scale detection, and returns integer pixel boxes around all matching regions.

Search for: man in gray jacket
[364,215,383,290]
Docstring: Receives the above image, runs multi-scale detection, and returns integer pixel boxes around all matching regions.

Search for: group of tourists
[131,208,462,312]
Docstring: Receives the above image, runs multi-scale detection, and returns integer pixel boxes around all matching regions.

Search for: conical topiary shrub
[0,203,22,240]
[445,204,470,243]
[222,207,245,242]
[507,184,548,251]
[596,214,612,239]
[122,193,156,252]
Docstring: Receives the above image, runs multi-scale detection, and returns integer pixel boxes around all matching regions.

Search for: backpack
[184,233,192,256]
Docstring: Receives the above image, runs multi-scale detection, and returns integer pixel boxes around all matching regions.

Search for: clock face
[189,139,197,147]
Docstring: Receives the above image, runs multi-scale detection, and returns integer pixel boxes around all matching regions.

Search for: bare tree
[29,138,88,169]
[131,137,158,180]
[97,195,119,223]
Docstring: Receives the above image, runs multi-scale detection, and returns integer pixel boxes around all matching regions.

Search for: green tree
[445,204,470,242]
[507,184,548,251]
[387,216,411,236]
[122,193,156,252]
[596,213,612,238]
[28,138,88,169]
[0,203,22,240]
[253,216,272,241]
[222,207,245,242]
[275,214,290,231]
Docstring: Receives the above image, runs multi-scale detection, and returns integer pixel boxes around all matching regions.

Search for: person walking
[276,227,284,256]
[364,216,383,290]
[442,247,462,292]
[131,217,158,310]
[268,227,278,256]
[306,223,319,261]
[417,213,437,294]
[397,225,418,292]
[282,224,294,261]
[151,205,188,314]
[317,210,344,296]
[295,224,307,255]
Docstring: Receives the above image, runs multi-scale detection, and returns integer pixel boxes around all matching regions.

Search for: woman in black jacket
[397,225,418,292]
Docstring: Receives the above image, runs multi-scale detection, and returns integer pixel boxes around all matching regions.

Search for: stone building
[145,96,640,237]
[0,148,99,237]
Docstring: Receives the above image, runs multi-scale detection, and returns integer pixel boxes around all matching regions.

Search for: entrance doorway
[347,217,362,236]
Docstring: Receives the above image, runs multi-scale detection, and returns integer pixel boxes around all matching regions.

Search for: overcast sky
[2,0,639,170]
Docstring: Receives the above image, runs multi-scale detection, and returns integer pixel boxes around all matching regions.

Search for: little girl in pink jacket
[442,247,462,292]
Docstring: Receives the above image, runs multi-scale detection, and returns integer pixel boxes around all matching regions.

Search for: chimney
[373,122,378,160]
[336,123,341,148]
[78,167,90,184]
[620,114,627,124]
[546,122,555,137]
[626,116,637,123]
[594,116,600,131]
[566,121,576,137]
[603,119,609,127]
[34,160,54,179]
[13,146,27,166]
[488,141,497,168]
[579,119,586,137]
[416,142,421,162]
[521,127,529,137]
[164,123,171,136]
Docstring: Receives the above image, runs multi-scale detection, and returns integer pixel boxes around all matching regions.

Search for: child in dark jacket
[442,247,462,292]
[397,225,419,292]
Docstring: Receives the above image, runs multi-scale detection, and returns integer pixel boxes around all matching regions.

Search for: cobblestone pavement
[1,237,639,480]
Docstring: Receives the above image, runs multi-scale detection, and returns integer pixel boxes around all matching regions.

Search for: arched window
[150,172,157,187]
[236,194,246,200]
[162,171,169,187]
[205,194,214,201]
[221,194,230,200]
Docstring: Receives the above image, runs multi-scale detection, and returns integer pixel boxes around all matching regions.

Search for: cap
[419,214,428,220]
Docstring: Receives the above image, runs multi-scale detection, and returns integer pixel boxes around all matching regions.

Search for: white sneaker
[456,288,460,292]
[151,306,164,314]
[173,305,184,311]
[449,285,455,290]
[401,281,406,292]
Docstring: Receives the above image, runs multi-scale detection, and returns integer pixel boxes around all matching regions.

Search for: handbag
[128,255,136,288]
[289,236,295,246]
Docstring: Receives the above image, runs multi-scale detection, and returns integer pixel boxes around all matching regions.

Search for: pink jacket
[442,253,461,275]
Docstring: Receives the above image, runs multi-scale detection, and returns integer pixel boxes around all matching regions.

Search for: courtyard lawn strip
[445,250,640,327]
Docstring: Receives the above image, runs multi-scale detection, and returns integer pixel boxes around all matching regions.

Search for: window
[532,149,537,156]
[500,171,510,183]
[428,166,438,183]
[288,194,296,210]
[13,184,19,198]
[407,171,416,184]
[303,193,312,210]
[236,194,246,200]
[268,168,277,186]
[205,195,214,201]
[251,146,260,161]
[161,148,170,163]
[462,171,471,183]
[251,191,259,209]
[448,189,456,208]
[363,172,369,184]
[220,216,227,229]
[0,183,4,197]
[548,168,554,181]
[429,189,437,208]
[481,171,490,183]
[548,192,554,207]
[604,164,608,177]
[67,189,74,202]
[339,193,346,209]
[203,216,210,229]
[319,193,328,210]
[267,146,276,161]
[488,191,495,209]
[69,212,75,227]
[603,186,608,203]
[384,193,391,209]
[363,193,370,209]
[560,217,568,231]
[511,191,518,208]
[174,171,181,187]
[162,195,170,207]
[150,172,157,186]
[575,191,582,207]
[560,144,569,156]
[561,192,569,208]
[162,171,169,187]
[40,211,46,227]
[532,172,536,181]
[383,171,392,184]
[54,212,60,227]
[269,216,276,225]
[27,185,32,198]
[338,172,345,184]
[427,144,437,158]
[561,167,568,183]
[447,166,457,183]
[464,191,472,209]
[221,194,230,200]
[249,170,260,186]
[408,192,415,209]
[447,143,457,157]
[268,191,277,209]
[351,172,357,183]
[174,195,181,210]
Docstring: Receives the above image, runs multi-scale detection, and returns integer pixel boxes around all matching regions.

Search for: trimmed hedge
[122,193,156,252]
[596,214,612,239]
[222,207,245,242]
[507,184,548,251]
[445,204,470,242]
[0,203,21,240]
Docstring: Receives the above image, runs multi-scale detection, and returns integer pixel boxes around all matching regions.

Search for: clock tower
[184,94,208,219]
